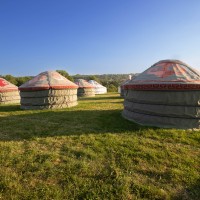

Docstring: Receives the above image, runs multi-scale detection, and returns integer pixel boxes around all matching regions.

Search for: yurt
[0,78,20,104]
[19,71,78,109]
[88,80,107,94]
[120,75,132,97]
[122,59,200,129]
[75,79,95,97]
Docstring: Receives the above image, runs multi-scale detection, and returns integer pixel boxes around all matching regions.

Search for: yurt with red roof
[75,79,95,97]
[19,71,78,109]
[122,60,200,129]
[0,78,20,104]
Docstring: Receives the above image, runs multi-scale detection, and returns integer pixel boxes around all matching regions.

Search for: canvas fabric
[124,90,200,106]
[126,60,200,85]
[20,89,77,98]
[21,95,77,105]
[94,88,107,94]
[123,89,200,129]
[0,91,20,104]
[74,79,94,88]
[122,110,200,129]
[0,78,20,104]
[0,78,19,92]
[77,88,95,97]
[124,101,200,119]
[19,71,78,91]
[20,89,78,110]
[88,80,107,94]
[122,60,200,129]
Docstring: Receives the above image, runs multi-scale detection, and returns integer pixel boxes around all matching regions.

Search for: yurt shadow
[0,109,151,141]
[78,95,121,101]
[0,104,21,112]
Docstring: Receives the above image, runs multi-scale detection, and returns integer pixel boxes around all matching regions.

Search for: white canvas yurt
[0,78,20,104]
[88,80,107,94]
[75,79,95,97]
[122,59,200,129]
[19,71,78,109]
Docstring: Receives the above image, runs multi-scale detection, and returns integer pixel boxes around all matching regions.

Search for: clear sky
[1,0,200,76]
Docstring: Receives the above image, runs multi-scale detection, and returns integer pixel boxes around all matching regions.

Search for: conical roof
[0,78,18,92]
[88,80,106,88]
[120,75,132,89]
[75,79,94,88]
[124,60,200,90]
[19,71,78,91]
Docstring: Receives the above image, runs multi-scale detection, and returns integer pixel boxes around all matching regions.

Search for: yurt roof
[19,71,78,91]
[124,59,200,90]
[121,79,131,87]
[0,78,18,92]
[74,79,94,88]
[88,80,106,88]
[120,75,133,89]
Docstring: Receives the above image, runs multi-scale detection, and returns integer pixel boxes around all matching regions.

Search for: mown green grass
[0,93,199,199]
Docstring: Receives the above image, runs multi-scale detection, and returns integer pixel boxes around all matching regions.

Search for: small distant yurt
[0,78,20,104]
[19,71,78,109]
[122,60,200,129]
[119,75,132,97]
[88,80,107,94]
[75,79,95,97]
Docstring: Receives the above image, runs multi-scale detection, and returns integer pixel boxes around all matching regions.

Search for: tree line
[0,70,137,92]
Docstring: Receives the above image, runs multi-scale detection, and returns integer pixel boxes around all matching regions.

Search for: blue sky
[1,0,200,76]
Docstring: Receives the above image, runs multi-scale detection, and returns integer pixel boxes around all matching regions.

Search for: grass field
[0,93,199,199]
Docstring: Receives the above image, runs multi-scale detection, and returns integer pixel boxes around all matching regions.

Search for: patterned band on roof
[125,60,200,90]
[124,84,200,90]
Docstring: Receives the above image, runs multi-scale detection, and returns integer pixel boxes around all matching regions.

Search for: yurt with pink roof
[0,78,20,104]
[19,71,78,109]
[122,60,200,129]
[75,79,95,97]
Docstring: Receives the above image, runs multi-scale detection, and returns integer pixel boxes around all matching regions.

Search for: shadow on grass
[173,178,200,200]
[0,104,21,112]
[78,96,122,101]
[0,107,153,141]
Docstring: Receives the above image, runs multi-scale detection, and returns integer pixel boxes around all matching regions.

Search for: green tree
[16,77,32,87]
[56,70,74,82]
[87,75,100,83]
[3,75,18,85]
[107,84,117,92]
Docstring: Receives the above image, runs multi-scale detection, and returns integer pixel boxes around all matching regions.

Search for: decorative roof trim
[124,84,200,90]
[19,85,78,91]
[0,88,19,92]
